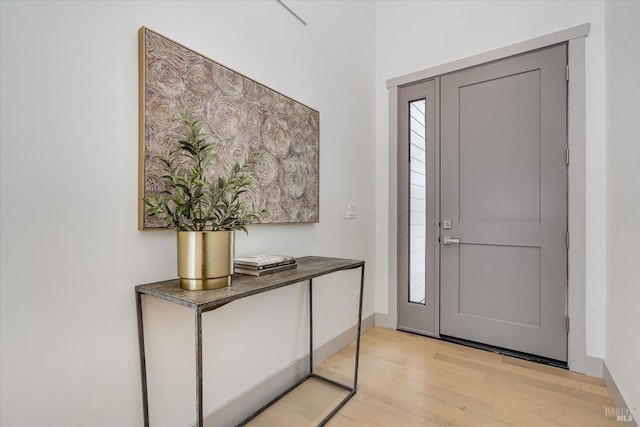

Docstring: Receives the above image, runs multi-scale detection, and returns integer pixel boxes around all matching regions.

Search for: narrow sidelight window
[409,99,426,304]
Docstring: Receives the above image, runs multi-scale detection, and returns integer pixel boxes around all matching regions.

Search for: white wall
[605,0,640,421]
[0,1,376,426]
[374,0,607,367]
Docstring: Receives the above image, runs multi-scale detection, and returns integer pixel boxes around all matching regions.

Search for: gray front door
[439,44,568,361]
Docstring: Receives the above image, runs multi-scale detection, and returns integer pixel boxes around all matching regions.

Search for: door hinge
[566,232,570,249]
[566,148,570,165]
[566,316,570,333]
[566,65,570,81]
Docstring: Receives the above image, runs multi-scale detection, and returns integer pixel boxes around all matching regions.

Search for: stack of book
[234,255,297,276]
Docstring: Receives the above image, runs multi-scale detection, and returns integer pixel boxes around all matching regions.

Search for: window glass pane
[409,99,426,304]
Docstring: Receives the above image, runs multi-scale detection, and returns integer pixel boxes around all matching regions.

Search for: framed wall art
[138,27,319,229]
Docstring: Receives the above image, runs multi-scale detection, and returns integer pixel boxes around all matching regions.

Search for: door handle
[443,236,460,245]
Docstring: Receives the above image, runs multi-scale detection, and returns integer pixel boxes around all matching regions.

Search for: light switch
[344,204,357,219]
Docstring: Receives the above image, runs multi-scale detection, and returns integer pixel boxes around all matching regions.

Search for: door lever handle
[443,236,460,245]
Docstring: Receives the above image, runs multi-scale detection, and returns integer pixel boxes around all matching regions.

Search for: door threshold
[440,335,568,369]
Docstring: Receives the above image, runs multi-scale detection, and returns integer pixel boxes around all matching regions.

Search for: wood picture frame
[138,27,319,229]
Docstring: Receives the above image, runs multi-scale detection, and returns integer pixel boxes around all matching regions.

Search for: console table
[136,256,365,427]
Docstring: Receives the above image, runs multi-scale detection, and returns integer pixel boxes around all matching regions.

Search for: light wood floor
[250,327,621,426]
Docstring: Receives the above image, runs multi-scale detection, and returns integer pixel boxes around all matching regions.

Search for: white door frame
[382,23,602,376]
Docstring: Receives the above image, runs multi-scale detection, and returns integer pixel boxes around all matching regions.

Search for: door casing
[397,44,569,363]
[382,24,602,375]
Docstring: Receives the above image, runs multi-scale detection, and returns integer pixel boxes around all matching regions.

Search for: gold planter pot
[177,230,235,290]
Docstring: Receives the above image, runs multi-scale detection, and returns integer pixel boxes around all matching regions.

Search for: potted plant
[143,107,267,290]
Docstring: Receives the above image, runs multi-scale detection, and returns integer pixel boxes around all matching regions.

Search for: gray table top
[135,256,364,312]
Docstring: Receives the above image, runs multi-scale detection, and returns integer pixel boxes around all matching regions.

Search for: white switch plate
[344,204,357,219]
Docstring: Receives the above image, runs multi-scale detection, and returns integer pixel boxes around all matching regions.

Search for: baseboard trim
[374,312,394,329]
[603,363,638,426]
[198,314,375,427]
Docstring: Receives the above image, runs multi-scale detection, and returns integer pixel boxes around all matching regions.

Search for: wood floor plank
[245,377,349,426]
[254,327,621,426]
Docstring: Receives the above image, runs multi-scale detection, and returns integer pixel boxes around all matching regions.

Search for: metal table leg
[136,290,150,427]
[309,278,313,374]
[196,309,204,427]
[354,264,365,392]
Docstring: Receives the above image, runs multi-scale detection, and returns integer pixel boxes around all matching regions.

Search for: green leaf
[144,106,267,231]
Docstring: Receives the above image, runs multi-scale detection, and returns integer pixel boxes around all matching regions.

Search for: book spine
[235,264,297,276]
[235,260,296,270]
[234,256,295,267]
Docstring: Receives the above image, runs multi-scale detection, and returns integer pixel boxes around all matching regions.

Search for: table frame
[136,256,365,427]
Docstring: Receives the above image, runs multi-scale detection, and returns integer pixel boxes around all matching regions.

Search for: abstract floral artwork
[138,27,319,229]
